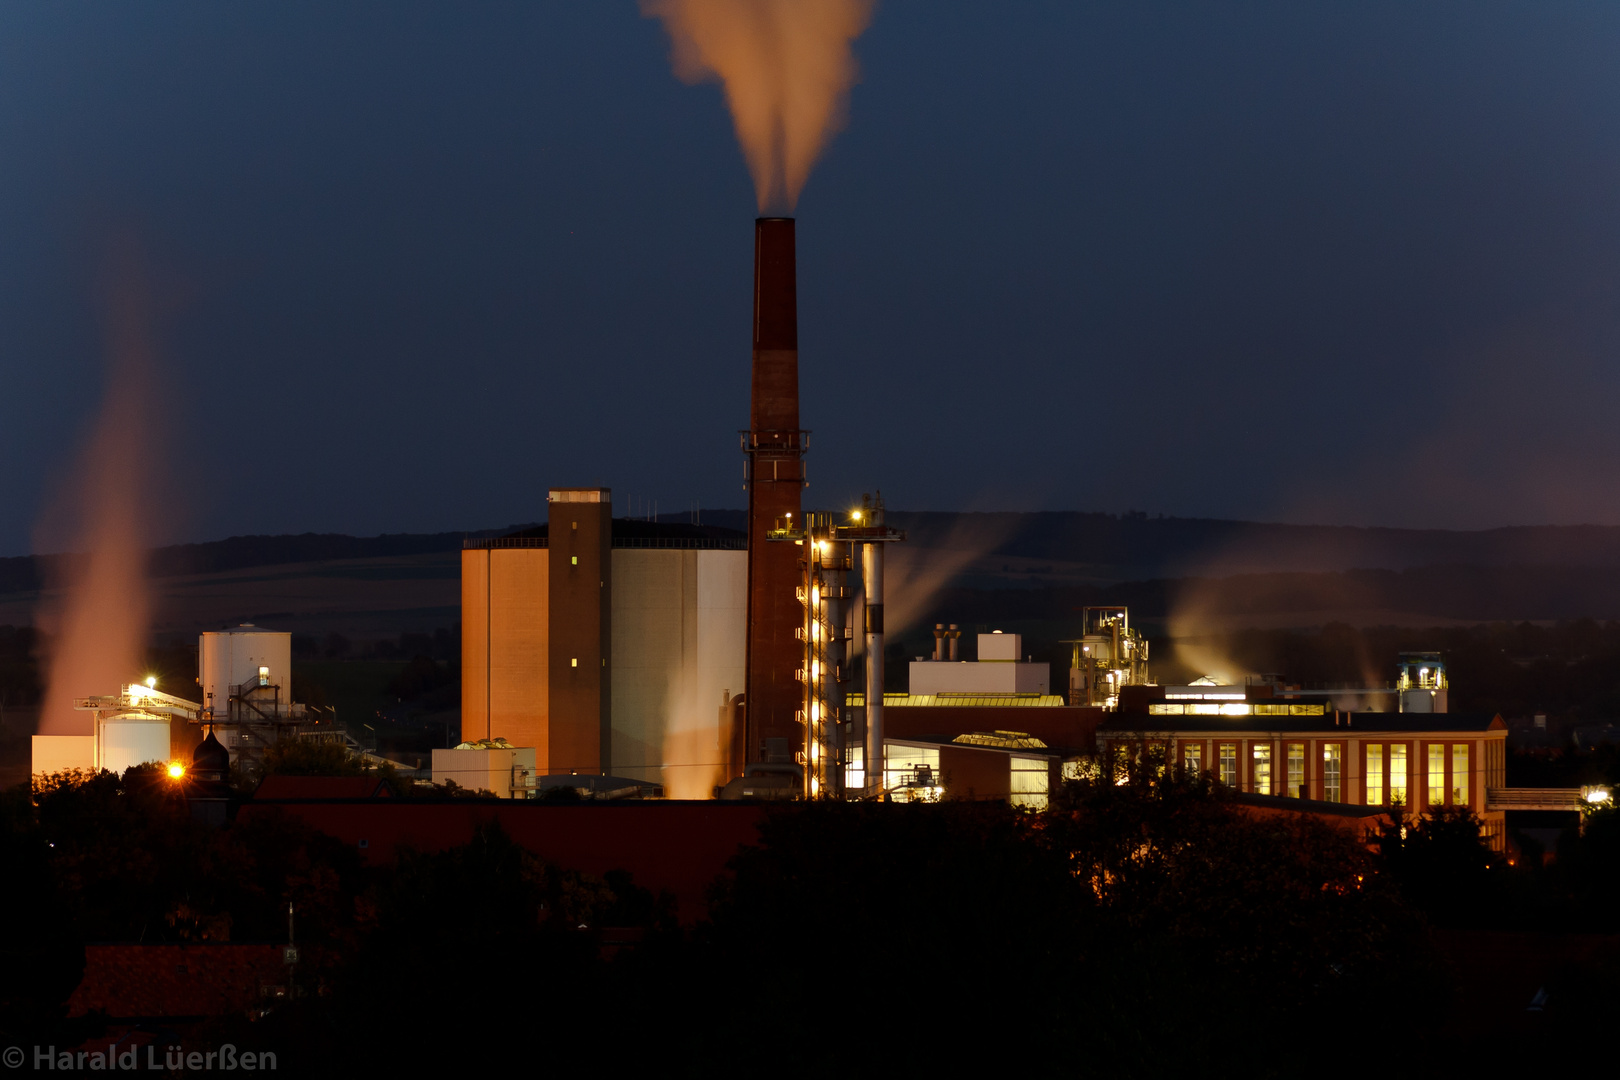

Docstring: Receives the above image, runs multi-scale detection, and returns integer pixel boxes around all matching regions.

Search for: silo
[199,624,293,721]
[98,713,172,774]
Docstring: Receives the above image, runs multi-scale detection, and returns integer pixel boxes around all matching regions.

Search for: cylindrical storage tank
[98,714,173,774]
[199,624,293,721]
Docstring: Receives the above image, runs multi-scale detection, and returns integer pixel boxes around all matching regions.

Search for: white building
[610,547,746,796]
[910,631,1049,696]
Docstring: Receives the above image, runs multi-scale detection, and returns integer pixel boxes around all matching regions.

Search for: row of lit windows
[1165,739,1473,805]
[1148,702,1326,717]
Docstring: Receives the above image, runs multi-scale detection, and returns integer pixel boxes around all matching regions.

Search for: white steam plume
[643,0,875,210]
[35,243,158,736]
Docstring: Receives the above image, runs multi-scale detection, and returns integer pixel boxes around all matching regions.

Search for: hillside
[4,512,1620,645]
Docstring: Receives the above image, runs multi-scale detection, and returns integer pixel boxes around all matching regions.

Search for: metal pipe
[948,624,959,662]
[932,624,945,661]
[821,539,847,799]
[863,541,884,797]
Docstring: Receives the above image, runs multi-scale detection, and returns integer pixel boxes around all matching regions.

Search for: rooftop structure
[910,630,1050,697]
[1062,606,1151,708]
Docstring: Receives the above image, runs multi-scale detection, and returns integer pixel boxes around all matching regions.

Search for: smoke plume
[658,669,725,799]
[35,247,157,735]
[882,515,1017,640]
[642,0,875,210]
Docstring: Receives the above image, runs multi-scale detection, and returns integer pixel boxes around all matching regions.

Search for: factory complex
[30,216,1589,856]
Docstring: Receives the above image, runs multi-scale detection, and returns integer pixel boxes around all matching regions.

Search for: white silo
[199,624,293,721]
[97,712,172,774]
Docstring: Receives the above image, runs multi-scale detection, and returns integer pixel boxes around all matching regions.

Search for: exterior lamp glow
[145,676,157,688]
[167,762,185,780]
[851,510,862,522]
[1583,785,1612,805]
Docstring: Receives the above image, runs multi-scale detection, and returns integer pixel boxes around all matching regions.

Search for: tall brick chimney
[743,217,803,767]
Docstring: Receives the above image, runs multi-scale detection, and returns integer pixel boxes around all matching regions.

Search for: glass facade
[1287,743,1305,798]
[1182,742,1202,775]
[1219,743,1237,787]
[1452,744,1469,805]
[1323,744,1341,803]
[1251,744,1272,795]
[1366,744,1384,805]
[1390,744,1408,804]
[885,745,940,802]
[1428,744,1445,807]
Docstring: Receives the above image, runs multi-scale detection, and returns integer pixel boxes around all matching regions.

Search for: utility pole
[284,902,299,1001]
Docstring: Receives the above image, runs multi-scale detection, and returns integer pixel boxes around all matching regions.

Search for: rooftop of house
[253,775,391,800]
[68,943,286,1021]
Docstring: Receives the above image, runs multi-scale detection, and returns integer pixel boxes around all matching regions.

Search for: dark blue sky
[3,1,1620,555]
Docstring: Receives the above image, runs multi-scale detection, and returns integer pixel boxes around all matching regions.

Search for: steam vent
[743,217,803,765]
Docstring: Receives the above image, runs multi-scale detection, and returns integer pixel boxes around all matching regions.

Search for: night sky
[3,2,1620,556]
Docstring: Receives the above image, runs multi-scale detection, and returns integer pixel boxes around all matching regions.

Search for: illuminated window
[1287,743,1305,798]
[1390,744,1408,805]
[1323,744,1341,803]
[1219,744,1237,787]
[1010,756,1049,810]
[1452,744,1469,805]
[571,556,578,565]
[885,745,941,802]
[1251,744,1272,795]
[1428,745,1445,807]
[571,658,578,668]
[1366,744,1384,806]
[1182,742,1202,775]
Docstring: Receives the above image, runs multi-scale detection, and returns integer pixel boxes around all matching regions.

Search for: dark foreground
[3,765,1618,1077]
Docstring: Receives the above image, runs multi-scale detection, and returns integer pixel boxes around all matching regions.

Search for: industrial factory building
[442,213,1501,818]
[1097,711,1509,847]
[460,492,747,796]
[31,622,337,781]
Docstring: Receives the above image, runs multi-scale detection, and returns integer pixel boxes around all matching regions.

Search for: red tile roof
[68,944,286,1020]
[253,775,390,800]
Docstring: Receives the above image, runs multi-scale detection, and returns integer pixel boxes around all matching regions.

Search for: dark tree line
[9,758,1620,1074]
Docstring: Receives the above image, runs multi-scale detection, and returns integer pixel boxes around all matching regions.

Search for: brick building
[1097,712,1508,848]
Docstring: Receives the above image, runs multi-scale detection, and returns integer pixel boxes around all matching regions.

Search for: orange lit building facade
[461,488,749,789]
[461,488,611,776]
[1097,713,1508,848]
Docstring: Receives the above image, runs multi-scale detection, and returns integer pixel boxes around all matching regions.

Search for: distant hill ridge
[882,511,1620,579]
[0,530,497,596]
[5,511,1620,599]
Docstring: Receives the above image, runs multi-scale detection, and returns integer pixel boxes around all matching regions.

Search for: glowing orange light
[167,762,185,779]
